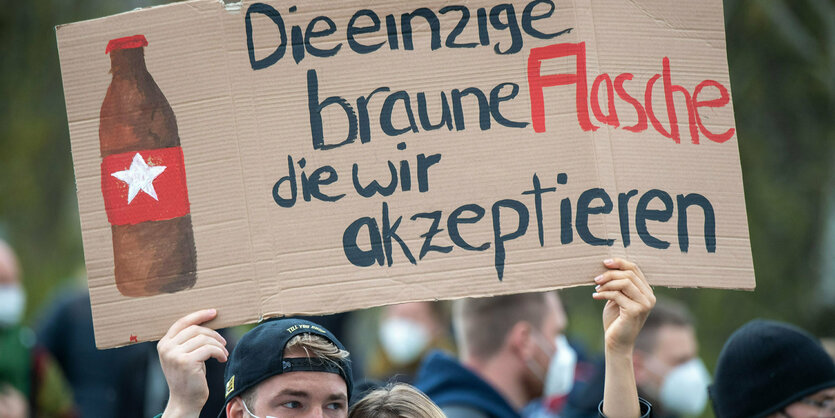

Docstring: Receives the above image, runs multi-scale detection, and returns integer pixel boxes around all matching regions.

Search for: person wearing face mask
[412,290,570,418]
[414,259,655,418]
[0,239,77,418]
[367,302,456,383]
[521,333,581,418]
[563,298,708,418]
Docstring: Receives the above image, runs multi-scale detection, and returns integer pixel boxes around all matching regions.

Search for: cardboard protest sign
[57,0,754,348]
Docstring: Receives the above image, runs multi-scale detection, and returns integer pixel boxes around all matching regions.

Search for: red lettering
[527,42,597,133]
[591,74,619,127]
[693,80,735,143]
[614,73,647,133]
[662,57,699,144]
[528,45,733,144]
[645,74,674,141]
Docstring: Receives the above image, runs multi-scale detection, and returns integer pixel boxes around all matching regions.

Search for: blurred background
[0,0,832,416]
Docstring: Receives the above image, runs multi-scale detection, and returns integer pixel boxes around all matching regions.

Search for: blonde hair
[349,383,446,418]
[241,333,350,405]
[284,333,350,361]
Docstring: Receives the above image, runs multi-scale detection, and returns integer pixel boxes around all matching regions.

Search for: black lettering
[302,165,345,202]
[308,69,357,150]
[416,92,453,131]
[618,190,638,247]
[576,188,614,246]
[439,5,478,48]
[381,202,416,266]
[305,16,342,58]
[452,87,490,130]
[245,3,287,70]
[380,91,419,136]
[401,8,442,50]
[272,155,297,208]
[677,193,716,253]
[492,199,529,280]
[636,189,673,250]
[417,153,442,192]
[448,204,490,251]
[343,217,384,267]
[489,4,522,54]
[490,82,528,128]
[347,10,384,54]
[521,174,556,246]
[411,211,454,259]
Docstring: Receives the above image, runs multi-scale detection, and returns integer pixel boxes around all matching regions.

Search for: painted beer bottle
[99,35,197,297]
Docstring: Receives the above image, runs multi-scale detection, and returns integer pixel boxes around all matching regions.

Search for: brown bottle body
[100,46,196,297]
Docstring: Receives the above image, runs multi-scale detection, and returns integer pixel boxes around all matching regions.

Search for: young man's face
[244,371,349,418]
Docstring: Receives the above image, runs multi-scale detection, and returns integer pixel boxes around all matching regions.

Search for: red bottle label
[101,146,190,225]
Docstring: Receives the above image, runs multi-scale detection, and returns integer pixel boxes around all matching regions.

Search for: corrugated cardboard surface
[57,0,754,348]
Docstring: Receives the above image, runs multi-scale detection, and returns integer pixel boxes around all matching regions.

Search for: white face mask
[658,358,711,416]
[544,335,577,397]
[531,333,577,397]
[379,317,430,365]
[0,285,25,327]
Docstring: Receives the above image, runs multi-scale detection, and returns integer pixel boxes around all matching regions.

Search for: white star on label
[111,153,167,204]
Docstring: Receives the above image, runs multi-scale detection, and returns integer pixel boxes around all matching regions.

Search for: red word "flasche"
[528,42,735,144]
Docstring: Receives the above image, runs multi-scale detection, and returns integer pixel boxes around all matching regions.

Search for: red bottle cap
[106,35,148,54]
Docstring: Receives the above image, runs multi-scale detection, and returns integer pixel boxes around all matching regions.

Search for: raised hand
[592,258,656,418]
[158,309,228,418]
[593,258,656,354]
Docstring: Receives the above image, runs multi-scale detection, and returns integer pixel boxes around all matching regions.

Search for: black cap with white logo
[218,318,353,417]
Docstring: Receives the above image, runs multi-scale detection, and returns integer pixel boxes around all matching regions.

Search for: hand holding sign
[158,309,227,418]
[594,259,656,418]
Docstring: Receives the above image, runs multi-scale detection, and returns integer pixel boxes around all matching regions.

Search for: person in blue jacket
[414,258,655,418]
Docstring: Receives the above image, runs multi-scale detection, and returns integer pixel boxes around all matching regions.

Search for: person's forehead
[256,371,348,400]
[653,324,697,362]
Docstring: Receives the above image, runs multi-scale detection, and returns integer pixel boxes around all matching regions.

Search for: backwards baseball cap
[219,318,353,417]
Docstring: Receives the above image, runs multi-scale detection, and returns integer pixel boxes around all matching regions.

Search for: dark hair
[634,298,693,353]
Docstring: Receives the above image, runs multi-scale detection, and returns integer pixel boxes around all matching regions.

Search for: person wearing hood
[414,258,655,418]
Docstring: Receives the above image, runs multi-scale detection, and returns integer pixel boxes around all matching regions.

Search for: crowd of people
[1,238,833,418]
